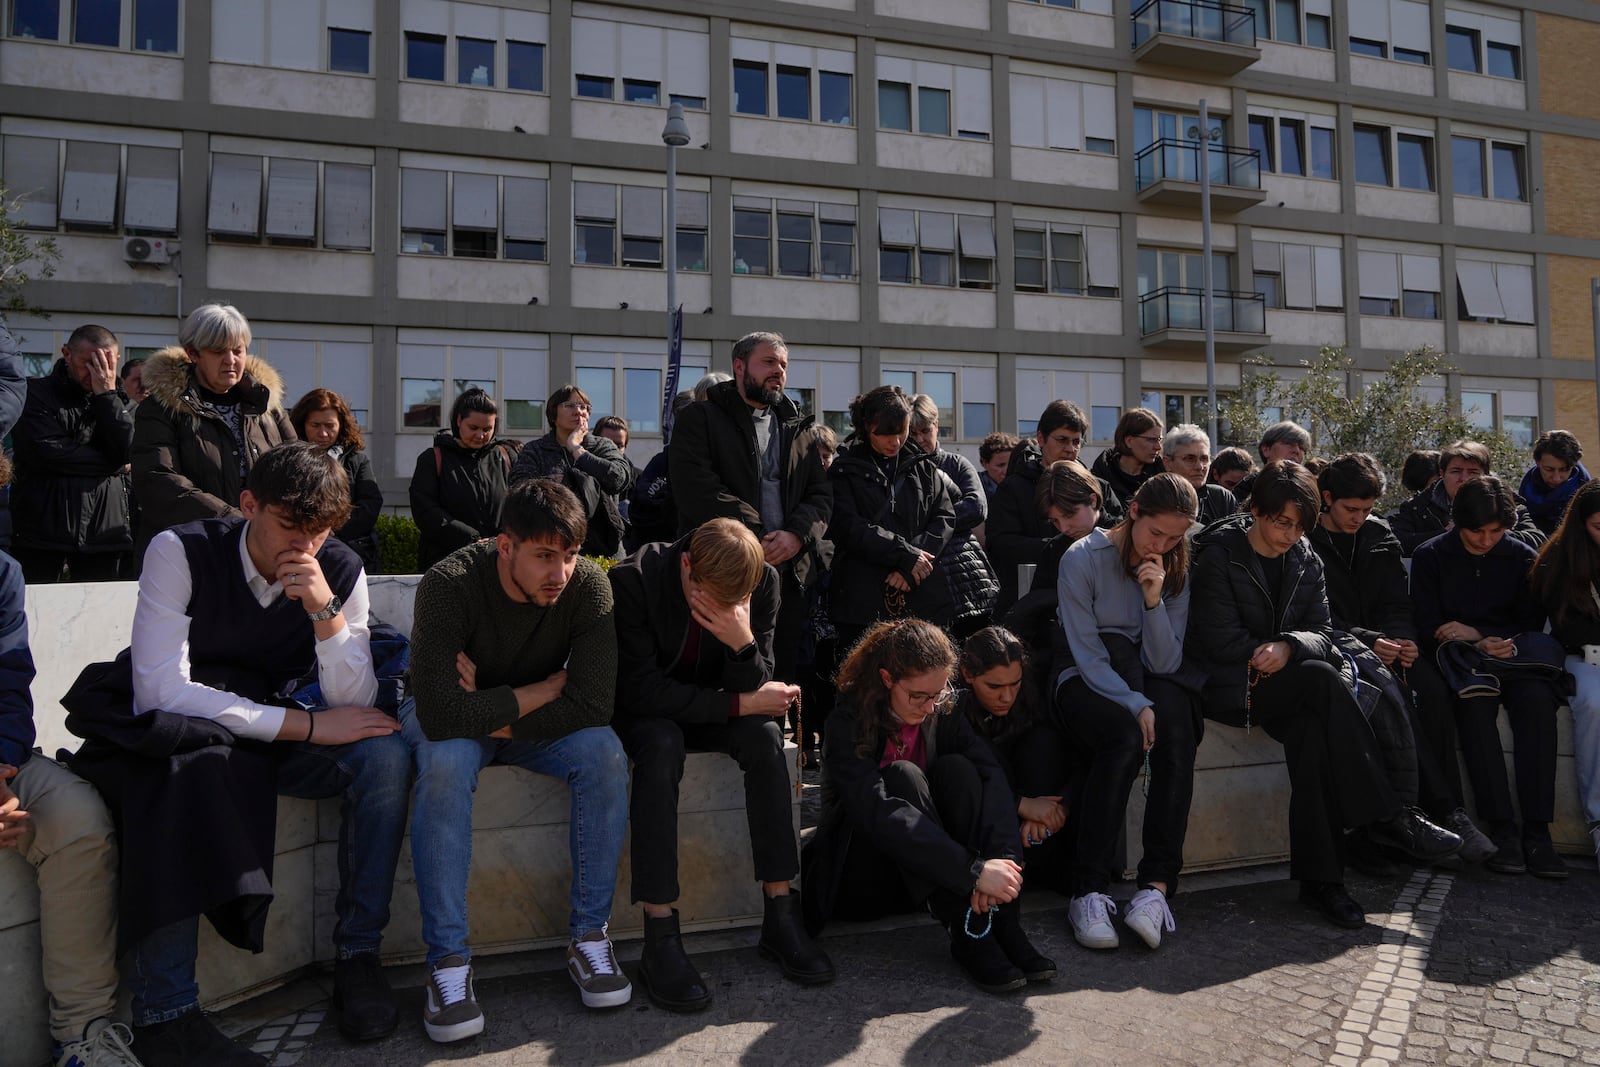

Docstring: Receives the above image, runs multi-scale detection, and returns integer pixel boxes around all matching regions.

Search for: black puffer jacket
[408,430,519,572]
[986,440,1124,615]
[826,440,955,628]
[330,445,383,572]
[11,359,135,554]
[928,448,996,625]
[509,431,632,557]
[1389,479,1545,556]
[1306,517,1414,646]
[1185,514,1339,722]
[1197,482,1238,526]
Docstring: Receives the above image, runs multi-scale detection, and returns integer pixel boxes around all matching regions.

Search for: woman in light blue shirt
[1055,473,1200,953]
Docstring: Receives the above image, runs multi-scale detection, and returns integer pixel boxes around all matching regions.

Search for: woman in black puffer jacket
[1186,460,1460,930]
[909,394,997,638]
[826,386,954,649]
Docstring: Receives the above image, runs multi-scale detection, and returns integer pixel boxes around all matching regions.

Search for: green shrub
[376,514,420,575]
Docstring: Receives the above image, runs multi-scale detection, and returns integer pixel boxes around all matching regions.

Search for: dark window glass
[1248,115,1273,172]
[1254,272,1281,308]
[328,28,370,73]
[73,0,118,46]
[1445,26,1479,72]
[505,239,547,262]
[1086,137,1115,155]
[776,65,809,120]
[133,0,178,52]
[458,36,494,86]
[777,213,812,276]
[734,60,767,115]
[1309,126,1334,179]
[575,223,614,265]
[1486,41,1520,79]
[623,79,659,104]
[1349,37,1386,58]
[819,70,851,124]
[1359,296,1396,316]
[576,74,613,99]
[453,230,497,258]
[1491,142,1525,201]
[622,238,661,265]
[1393,47,1429,64]
[1014,229,1045,290]
[1452,136,1484,196]
[1305,12,1331,48]
[1279,119,1305,176]
[959,256,993,290]
[732,208,770,275]
[1353,124,1390,185]
[1243,0,1268,37]
[11,0,60,40]
[879,81,912,130]
[880,246,912,283]
[1396,133,1433,191]
[920,250,954,287]
[670,93,706,110]
[918,87,950,136]
[677,231,707,271]
[1402,289,1438,319]
[1273,0,1300,44]
[819,221,854,277]
[507,41,544,91]
[406,32,446,81]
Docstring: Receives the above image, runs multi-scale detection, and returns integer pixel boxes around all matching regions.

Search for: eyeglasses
[1262,515,1304,534]
[1134,434,1163,445]
[898,682,955,712]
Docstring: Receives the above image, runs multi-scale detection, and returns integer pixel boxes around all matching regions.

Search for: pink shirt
[879,720,927,770]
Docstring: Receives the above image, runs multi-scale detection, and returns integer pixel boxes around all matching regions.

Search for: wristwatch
[306,594,344,622]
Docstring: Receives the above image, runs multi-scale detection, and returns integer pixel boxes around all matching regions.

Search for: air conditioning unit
[123,236,177,265]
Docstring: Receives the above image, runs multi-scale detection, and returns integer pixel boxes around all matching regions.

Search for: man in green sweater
[400,478,632,1043]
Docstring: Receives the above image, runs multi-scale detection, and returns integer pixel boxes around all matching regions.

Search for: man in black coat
[10,324,136,582]
[610,519,833,1013]
[1389,438,1544,556]
[668,332,832,679]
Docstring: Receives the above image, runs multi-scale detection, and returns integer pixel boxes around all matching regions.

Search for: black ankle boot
[946,906,1027,994]
[991,901,1056,982]
[639,909,713,1012]
[757,892,836,985]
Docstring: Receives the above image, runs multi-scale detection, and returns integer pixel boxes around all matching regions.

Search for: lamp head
[661,102,691,147]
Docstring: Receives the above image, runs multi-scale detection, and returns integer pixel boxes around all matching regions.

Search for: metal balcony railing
[1138,287,1267,335]
[1134,138,1262,191]
[1132,0,1258,48]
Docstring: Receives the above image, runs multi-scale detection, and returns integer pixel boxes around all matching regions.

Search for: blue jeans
[126,731,412,1025]
[1568,657,1600,826]
[398,698,629,963]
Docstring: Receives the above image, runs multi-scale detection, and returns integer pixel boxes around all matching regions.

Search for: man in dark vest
[668,332,832,682]
[610,518,834,1012]
[72,443,409,1067]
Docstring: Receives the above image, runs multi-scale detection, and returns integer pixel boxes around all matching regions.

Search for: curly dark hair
[289,388,365,452]
[835,618,956,760]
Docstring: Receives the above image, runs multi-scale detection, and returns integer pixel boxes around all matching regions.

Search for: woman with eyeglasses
[1187,461,1462,930]
[826,386,955,650]
[1089,408,1166,509]
[509,384,633,558]
[1054,474,1200,951]
[801,618,1054,993]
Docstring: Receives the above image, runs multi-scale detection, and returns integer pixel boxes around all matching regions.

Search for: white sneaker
[54,1018,143,1067]
[423,954,484,1043]
[568,930,633,1008]
[1068,892,1120,950]
[1124,887,1176,950]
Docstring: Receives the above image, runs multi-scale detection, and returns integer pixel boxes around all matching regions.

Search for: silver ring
[290,574,298,586]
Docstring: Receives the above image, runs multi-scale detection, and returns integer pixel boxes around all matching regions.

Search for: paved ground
[218,851,1600,1067]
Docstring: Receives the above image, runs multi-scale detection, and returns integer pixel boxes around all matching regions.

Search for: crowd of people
[1,312,1597,1066]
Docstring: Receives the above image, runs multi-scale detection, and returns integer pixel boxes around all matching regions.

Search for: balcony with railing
[1131,0,1260,73]
[1133,138,1267,213]
[1138,287,1267,351]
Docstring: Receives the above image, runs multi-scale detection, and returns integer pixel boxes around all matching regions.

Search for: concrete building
[2,0,1598,492]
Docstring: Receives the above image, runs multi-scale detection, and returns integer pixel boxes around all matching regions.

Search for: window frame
[6,0,182,54]
[731,197,858,281]
[879,208,994,290]
[399,166,548,263]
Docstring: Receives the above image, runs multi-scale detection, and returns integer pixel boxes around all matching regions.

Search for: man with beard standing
[669,332,831,681]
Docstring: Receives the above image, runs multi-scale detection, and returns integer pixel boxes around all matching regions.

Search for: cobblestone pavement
[220,851,1600,1067]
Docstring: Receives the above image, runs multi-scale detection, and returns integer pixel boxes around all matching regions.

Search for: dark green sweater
[409,540,616,742]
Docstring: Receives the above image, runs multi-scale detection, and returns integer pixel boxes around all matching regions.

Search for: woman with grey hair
[131,303,296,556]
[1161,424,1237,526]
[909,394,997,637]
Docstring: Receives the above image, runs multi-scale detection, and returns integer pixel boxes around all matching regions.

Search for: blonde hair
[686,518,765,604]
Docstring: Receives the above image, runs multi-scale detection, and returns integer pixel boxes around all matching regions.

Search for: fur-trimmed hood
[142,344,286,420]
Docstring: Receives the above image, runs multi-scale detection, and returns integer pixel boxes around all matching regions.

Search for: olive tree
[0,182,60,317]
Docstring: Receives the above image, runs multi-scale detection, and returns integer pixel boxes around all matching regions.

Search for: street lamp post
[661,102,691,435]
[1188,100,1223,444]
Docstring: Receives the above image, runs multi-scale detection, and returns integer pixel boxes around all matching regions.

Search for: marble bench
[3,578,796,1067]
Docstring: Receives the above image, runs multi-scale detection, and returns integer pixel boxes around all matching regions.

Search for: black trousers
[831,754,1005,922]
[1454,677,1559,827]
[613,715,798,904]
[773,566,807,683]
[13,547,126,583]
[1210,659,1398,883]
[1001,718,1078,892]
[1059,676,1199,895]
[1400,654,1466,820]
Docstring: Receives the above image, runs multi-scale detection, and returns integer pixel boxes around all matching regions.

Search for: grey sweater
[1056,527,1189,716]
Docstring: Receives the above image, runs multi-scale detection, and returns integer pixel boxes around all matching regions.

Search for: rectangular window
[457,37,494,86]
[879,81,911,131]
[576,74,613,99]
[1393,46,1428,64]
[1249,115,1274,173]
[619,186,661,267]
[670,93,707,110]
[74,0,119,47]
[576,368,613,419]
[323,163,371,251]
[402,378,444,427]
[917,87,951,136]
[673,190,707,272]
[11,0,59,39]
[124,144,179,234]
[733,206,771,275]
[1402,289,1437,319]
[1486,41,1520,80]
[776,65,810,121]
[1452,136,1484,196]
[1349,37,1387,58]
[264,157,318,242]
[133,0,178,52]
[820,70,852,125]
[328,28,369,74]
[1309,126,1335,179]
[1273,0,1301,44]
[508,41,544,92]
[734,60,768,115]
[1445,26,1479,72]
[1050,231,1083,294]
[957,216,995,290]
[400,168,446,254]
[1491,142,1525,202]
[777,210,813,277]
[207,153,262,237]
[819,211,855,278]
[503,176,548,262]
[623,79,659,104]
[1306,13,1331,47]
[58,139,117,228]
[1254,271,1282,309]
[1354,124,1390,185]
[406,32,446,81]
[573,181,616,266]
[1396,133,1433,191]
[1014,229,1045,291]
[1279,119,1305,177]
[451,172,498,259]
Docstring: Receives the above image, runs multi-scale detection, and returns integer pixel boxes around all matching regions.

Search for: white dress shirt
[131,526,379,741]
